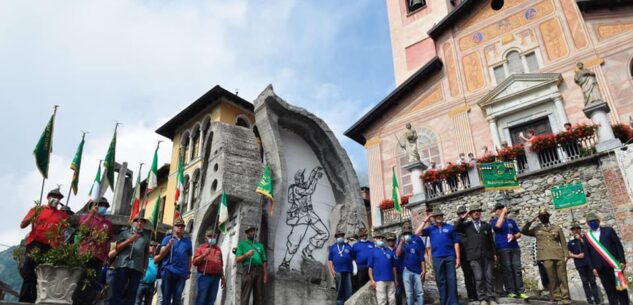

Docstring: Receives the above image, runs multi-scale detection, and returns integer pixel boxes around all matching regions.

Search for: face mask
[48,197,59,207]
[360,237,367,242]
[538,216,550,224]
[336,237,345,244]
[208,238,217,245]
[98,207,107,215]
[404,235,412,242]
[376,240,385,248]
[588,220,600,230]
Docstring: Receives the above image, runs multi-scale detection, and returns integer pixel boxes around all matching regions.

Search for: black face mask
[539,215,550,224]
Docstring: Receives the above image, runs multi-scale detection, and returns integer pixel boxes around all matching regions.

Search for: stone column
[403,161,428,204]
[583,102,622,152]
[553,95,569,128]
[489,119,501,149]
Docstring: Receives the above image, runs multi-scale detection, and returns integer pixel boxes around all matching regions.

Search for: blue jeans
[162,270,187,305]
[196,273,221,305]
[432,256,458,305]
[335,272,353,305]
[135,282,155,305]
[109,268,143,305]
[403,268,424,305]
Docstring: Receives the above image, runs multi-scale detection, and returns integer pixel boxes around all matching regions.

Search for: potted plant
[477,154,496,164]
[529,134,557,153]
[612,123,633,143]
[27,219,107,304]
[379,199,395,210]
[497,144,525,161]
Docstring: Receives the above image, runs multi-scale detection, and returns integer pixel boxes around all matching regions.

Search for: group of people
[329,202,630,305]
[19,188,272,305]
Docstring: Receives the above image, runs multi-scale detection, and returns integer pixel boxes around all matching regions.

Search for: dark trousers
[577,266,601,304]
[196,274,221,305]
[498,248,524,294]
[162,270,187,305]
[353,266,369,293]
[395,271,404,305]
[72,257,105,305]
[19,241,51,303]
[538,260,549,289]
[109,267,143,305]
[461,254,477,300]
[335,272,353,305]
[598,268,630,305]
[135,281,155,305]
[432,256,458,305]
[470,258,494,301]
[240,265,264,305]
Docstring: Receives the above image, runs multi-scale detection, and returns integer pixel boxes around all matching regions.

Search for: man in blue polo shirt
[386,232,404,305]
[368,232,398,305]
[490,204,528,299]
[415,209,459,305]
[396,222,425,305]
[328,230,355,305]
[155,218,192,305]
[352,227,373,292]
[567,221,601,305]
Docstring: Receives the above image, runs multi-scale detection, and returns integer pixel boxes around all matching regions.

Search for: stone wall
[376,153,633,300]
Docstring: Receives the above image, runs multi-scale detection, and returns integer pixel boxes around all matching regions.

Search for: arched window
[180,131,190,164]
[236,115,251,128]
[191,125,201,160]
[201,117,211,146]
[191,168,200,210]
[492,50,539,84]
[397,127,441,195]
[182,175,190,213]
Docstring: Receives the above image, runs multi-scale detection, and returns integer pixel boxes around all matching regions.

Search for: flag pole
[65,131,88,207]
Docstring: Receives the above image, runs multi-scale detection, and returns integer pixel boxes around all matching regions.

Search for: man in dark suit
[455,204,497,305]
[455,206,477,302]
[583,212,630,305]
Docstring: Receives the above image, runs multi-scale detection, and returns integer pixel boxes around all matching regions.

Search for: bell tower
[385,0,453,84]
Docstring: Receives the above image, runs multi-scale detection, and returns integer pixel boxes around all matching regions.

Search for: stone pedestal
[403,161,428,203]
[583,101,621,152]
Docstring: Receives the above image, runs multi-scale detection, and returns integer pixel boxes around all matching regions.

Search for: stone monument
[398,123,427,204]
[254,85,369,305]
[575,62,621,152]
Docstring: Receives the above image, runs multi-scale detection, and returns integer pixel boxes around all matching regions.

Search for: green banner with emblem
[481,161,520,191]
[551,182,587,209]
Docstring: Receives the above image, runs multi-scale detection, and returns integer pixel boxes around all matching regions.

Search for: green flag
[89,160,102,201]
[392,168,402,213]
[256,163,274,215]
[174,154,185,220]
[150,196,161,234]
[103,129,117,191]
[70,133,86,195]
[146,145,159,193]
[219,192,228,232]
[33,110,57,179]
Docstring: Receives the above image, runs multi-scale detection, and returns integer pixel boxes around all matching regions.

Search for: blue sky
[0,0,394,246]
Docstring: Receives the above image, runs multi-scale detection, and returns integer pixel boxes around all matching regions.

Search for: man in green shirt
[235,226,268,305]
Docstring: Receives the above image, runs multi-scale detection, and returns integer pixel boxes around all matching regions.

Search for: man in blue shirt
[368,232,398,305]
[396,222,425,305]
[567,221,601,305]
[352,227,373,292]
[415,209,459,305]
[135,242,159,305]
[387,232,404,305]
[490,204,527,299]
[155,218,192,305]
[328,230,355,305]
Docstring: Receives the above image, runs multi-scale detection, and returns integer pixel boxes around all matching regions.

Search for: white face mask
[48,197,60,208]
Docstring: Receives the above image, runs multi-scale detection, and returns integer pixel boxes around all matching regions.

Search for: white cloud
[0,0,392,246]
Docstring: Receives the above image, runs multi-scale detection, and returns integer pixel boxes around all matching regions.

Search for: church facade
[346,0,633,227]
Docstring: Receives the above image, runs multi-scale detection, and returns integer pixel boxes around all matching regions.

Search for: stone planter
[35,264,84,304]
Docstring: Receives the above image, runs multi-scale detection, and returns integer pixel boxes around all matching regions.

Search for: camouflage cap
[173,217,185,226]
[358,227,368,236]
[385,232,397,240]
[334,230,346,237]
[430,209,444,217]
[373,231,385,238]
[468,204,483,213]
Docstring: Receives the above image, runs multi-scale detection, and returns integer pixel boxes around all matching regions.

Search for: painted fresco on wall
[275,128,335,271]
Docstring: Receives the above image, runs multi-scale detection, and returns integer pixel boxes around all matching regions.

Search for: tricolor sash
[585,231,629,291]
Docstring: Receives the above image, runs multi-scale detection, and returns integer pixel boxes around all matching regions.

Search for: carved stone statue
[399,123,421,163]
[574,62,604,107]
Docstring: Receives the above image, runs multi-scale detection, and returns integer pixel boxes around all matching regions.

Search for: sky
[0,0,395,247]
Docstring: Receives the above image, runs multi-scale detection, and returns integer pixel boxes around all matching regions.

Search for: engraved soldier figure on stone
[398,123,421,163]
[279,166,330,269]
[574,62,604,107]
